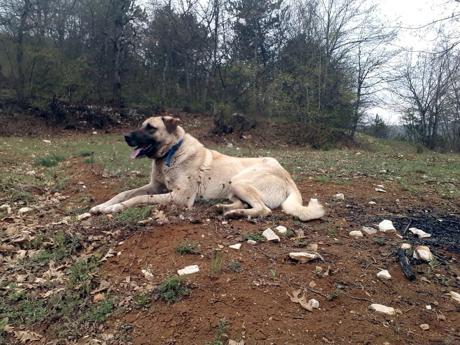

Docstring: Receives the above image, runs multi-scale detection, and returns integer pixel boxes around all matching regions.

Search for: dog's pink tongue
[130,148,142,159]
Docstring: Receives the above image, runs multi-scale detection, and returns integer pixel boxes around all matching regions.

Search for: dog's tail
[281,185,325,221]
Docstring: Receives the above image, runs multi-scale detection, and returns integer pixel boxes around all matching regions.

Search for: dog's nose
[124,133,134,146]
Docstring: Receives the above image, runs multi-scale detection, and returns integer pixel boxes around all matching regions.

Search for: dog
[90,115,325,221]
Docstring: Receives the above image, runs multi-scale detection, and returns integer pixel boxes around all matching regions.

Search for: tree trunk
[15,0,31,107]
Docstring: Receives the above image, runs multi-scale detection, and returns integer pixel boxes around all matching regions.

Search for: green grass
[175,241,200,255]
[156,276,190,304]
[34,153,66,167]
[243,232,265,242]
[133,292,151,309]
[210,250,223,276]
[207,318,229,345]
[113,206,152,225]
[227,260,242,272]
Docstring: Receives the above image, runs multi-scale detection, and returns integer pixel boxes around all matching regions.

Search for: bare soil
[76,168,460,344]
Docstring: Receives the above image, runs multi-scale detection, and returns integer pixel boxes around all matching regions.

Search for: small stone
[307,243,318,251]
[77,212,91,221]
[449,291,460,303]
[141,268,154,280]
[228,340,245,345]
[409,227,431,239]
[375,188,386,193]
[0,204,12,214]
[368,201,376,205]
[362,226,378,235]
[43,139,51,144]
[419,324,429,331]
[425,305,432,310]
[377,270,392,280]
[275,225,287,234]
[349,230,363,238]
[309,281,317,288]
[369,303,396,315]
[247,240,257,245]
[177,265,199,276]
[378,220,396,232]
[289,252,321,263]
[92,131,98,135]
[262,228,280,242]
[333,193,345,201]
[93,293,105,303]
[400,243,411,250]
[308,299,319,309]
[229,243,241,250]
[413,245,433,262]
[18,207,33,214]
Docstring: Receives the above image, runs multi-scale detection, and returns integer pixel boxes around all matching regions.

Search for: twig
[397,248,416,281]
[402,219,412,236]
[306,287,328,299]
[344,293,373,303]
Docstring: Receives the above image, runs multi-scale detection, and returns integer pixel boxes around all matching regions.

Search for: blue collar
[164,138,184,167]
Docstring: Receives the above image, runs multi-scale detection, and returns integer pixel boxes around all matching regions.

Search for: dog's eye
[145,123,157,132]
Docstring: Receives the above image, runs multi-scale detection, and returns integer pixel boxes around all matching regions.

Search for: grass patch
[113,206,151,225]
[85,299,114,323]
[243,232,265,242]
[208,318,228,345]
[26,232,82,266]
[227,260,241,272]
[133,292,151,309]
[175,241,200,255]
[373,237,386,246]
[34,153,65,167]
[156,276,190,304]
[67,256,99,289]
[210,250,223,276]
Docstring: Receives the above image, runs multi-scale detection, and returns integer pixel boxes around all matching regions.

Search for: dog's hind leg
[223,183,271,218]
[215,197,245,212]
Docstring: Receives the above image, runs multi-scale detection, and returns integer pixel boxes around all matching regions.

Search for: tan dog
[90,116,325,221]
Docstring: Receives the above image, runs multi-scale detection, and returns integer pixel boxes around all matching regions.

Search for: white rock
[177,265,200,276]
[400,243,411,250]
[449,291,460,303]
[262,228,280,242]
[375,188,386,193]
[141,268,154,280]
[43,139,51,144]
[379,220,396,232]
[362,226,378,235]
[18,207,33,214]
[275,225,287,234]
[413,245,433,262]
[368,201,377,205]
[349,230,363,238]
[377,270,392,280]
[308,298,320,309]
[333,193,345,200]
[369,303,396,315]
[425,305,432,310]
[0,204,12,214]
[26,170,36,176]
[419,324,430,331]
[247,240,257,245]
[77,212,91,221]
[92,131,98,135]
[229,243,242,250]
[409,227,431,239]
[288,252,321,263]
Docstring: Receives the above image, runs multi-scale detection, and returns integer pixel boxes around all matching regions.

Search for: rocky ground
[0,117,459,345]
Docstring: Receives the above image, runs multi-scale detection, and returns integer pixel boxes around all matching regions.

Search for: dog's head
[125,116,181,159]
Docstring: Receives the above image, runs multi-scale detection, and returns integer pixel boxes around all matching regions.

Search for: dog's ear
[162,116,181,133]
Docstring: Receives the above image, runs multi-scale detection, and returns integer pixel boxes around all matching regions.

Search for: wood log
[397,248,416,281]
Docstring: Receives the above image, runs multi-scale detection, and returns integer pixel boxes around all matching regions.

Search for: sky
[368,0,459,124]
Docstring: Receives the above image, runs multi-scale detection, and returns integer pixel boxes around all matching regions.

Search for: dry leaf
[14,330,42,343]
[287,289,313,311]
[101,248,116,262]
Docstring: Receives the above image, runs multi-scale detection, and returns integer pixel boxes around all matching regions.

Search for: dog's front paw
[101,203,125,214]
[90,204,105,214]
